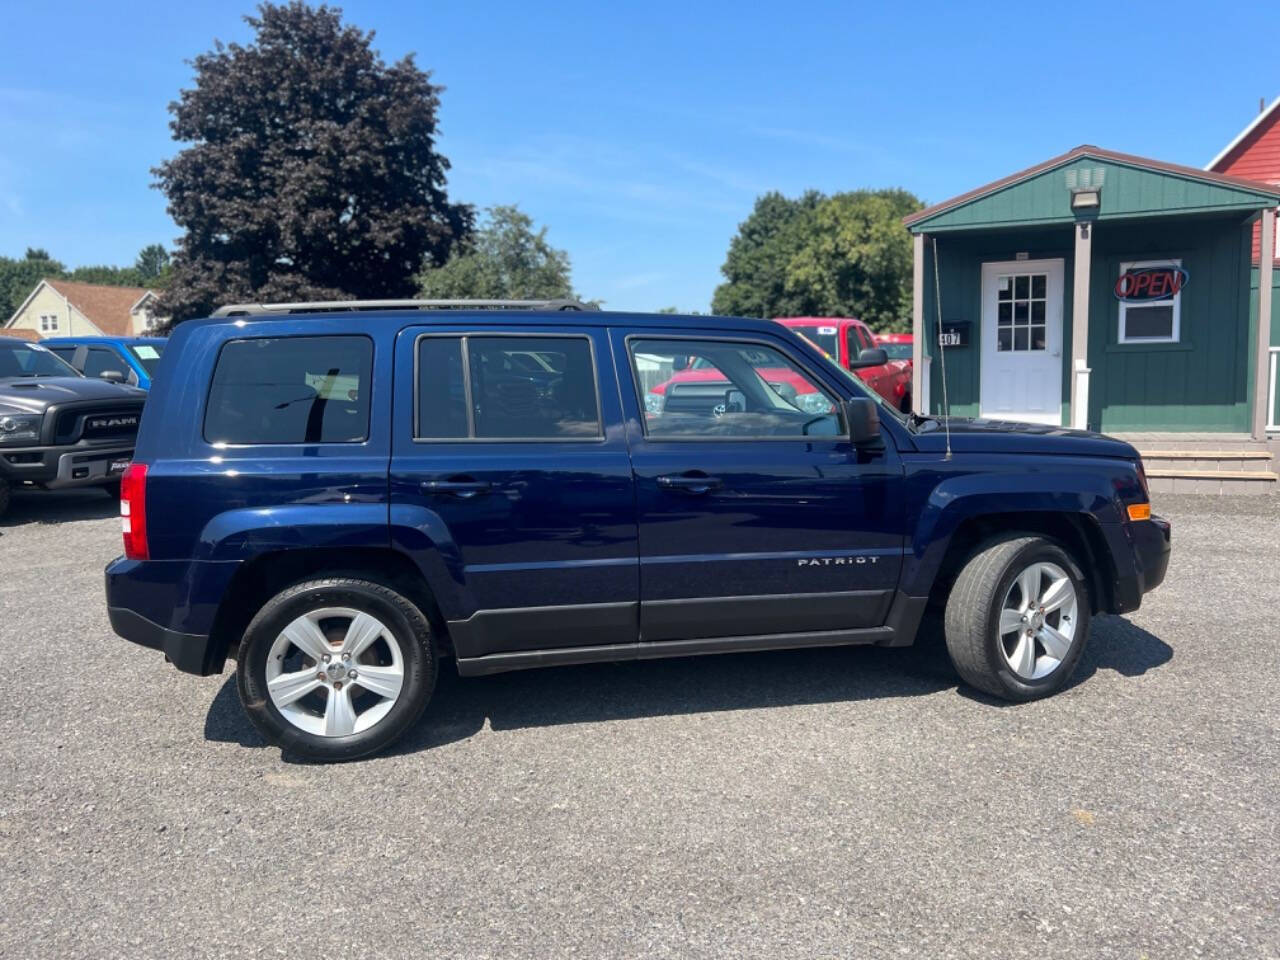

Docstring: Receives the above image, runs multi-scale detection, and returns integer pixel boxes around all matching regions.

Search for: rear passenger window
[416,335,601,440]
[204,336,373,444]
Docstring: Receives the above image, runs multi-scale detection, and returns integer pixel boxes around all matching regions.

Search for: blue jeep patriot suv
[105,299,1170,761]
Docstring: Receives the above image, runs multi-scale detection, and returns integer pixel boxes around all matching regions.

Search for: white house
[4,279,167,339]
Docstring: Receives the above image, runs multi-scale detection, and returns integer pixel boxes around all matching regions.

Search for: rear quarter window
[203,335,373,444]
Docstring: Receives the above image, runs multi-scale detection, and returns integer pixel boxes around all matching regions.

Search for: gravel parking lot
[1,489,1277,959]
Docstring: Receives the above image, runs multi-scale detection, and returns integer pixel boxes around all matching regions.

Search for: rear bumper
[1,442,133,489]
[105,556,225,676]
[1111,514,1171,614]
[107,606,221,675]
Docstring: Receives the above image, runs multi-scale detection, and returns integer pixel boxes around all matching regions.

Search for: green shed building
[904,146,1279,491]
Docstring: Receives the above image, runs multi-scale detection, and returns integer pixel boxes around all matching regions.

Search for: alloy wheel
[996,561,1078,680]
[265,607,405,737]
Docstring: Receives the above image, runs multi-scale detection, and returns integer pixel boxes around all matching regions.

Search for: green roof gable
[905,146,1280,234]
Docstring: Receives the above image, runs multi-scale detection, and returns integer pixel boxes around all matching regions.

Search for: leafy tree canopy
[711,188,923,332]
[155,1,472,322]
[418,205,577,300]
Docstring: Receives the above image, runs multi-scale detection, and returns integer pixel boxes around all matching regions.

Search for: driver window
[631,338,843,439]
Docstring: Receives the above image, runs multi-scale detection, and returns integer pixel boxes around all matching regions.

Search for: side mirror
[724,388,746,413]
[848,347,888,369]
[672,356,689,372]
[99,370,126,384]
[843,397,881,446]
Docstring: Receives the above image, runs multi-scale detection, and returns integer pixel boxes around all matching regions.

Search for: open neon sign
[1114,265,1188,302]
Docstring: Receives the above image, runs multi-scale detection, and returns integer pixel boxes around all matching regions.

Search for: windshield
[880,343,912,360]
[787,325,839,359]
[0,340,80,378]
[128,342,165,376]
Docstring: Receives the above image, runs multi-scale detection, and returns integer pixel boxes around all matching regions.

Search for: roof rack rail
[211,298,598,317]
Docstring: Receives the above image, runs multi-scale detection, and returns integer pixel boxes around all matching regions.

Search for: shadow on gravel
[0,489,118,529]
[203,612,1173,759]
[1073,614,1173,682]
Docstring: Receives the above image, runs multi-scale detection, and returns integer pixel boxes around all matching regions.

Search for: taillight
[120,463,149,560]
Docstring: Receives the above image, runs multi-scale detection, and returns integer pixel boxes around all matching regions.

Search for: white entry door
[979,259,1064,425]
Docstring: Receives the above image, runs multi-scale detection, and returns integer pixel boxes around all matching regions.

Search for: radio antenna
[932,236,952,459]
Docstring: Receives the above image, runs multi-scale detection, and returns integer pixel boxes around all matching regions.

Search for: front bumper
[1111,514,1171,613]
[1,442,133,489]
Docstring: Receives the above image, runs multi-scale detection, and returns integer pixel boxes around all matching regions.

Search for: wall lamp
[1070,187,1101,211]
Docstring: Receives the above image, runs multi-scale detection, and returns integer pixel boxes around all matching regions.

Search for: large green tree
[711,191,824,320]
[155,2,472,322]
[712,188,923,331]
[417,205,576,300]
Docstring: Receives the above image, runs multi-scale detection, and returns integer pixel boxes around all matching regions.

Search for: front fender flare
[902,470,1123,598]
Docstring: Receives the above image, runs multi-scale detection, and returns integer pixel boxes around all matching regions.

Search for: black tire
[943,535,1090,701]
[0,478,9,518]
[101,479,121,500]
[236,578,436,761]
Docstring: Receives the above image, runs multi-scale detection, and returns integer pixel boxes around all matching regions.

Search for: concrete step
[1139,449,1275,473]
[1137,449,1273,460]
[1145,468,1278,495]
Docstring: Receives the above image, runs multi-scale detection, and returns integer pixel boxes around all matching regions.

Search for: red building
[1208,96,1280,264]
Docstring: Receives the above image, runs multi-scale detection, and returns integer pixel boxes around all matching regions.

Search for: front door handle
[421,477,494,499]
[656,472,722,495]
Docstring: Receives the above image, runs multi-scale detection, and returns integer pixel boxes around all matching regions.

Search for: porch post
[1253,207,1276,440]
[912,232,925,413]
[1070,221,1093,430]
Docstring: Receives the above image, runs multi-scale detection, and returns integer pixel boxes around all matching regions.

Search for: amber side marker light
[1127,503,1151,522]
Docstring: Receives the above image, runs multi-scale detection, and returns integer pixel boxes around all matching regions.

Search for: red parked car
[874,331,913,366]
[777,317,912,413]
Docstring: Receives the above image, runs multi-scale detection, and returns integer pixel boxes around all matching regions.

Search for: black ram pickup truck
[0,336,145,516]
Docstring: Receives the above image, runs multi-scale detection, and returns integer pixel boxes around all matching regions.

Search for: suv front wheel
[944,535,1091,701]
[236,578,436,761]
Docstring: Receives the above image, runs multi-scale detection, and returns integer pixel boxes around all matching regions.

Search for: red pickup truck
[777,317,912,412]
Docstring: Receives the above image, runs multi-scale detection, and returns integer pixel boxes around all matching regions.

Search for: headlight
[0,413,41,445]
[795,392,833,414]
[644,392,665,415]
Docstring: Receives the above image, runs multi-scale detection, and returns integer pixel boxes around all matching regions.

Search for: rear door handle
[656,472,722,495]
[421,477,494,499]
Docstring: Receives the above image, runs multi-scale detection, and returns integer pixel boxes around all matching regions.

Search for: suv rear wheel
[236,578,436,761]
[943,535,1090,701]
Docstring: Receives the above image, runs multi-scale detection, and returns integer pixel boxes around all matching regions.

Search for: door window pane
[204,336,372,444]
[82,348,122,379]
[467,337,601,439]
[416,337,468,438]
[995,272,1049,352]
[632,339,843,438]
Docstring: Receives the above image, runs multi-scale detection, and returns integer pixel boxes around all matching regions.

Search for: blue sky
[0,0,1273,311]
